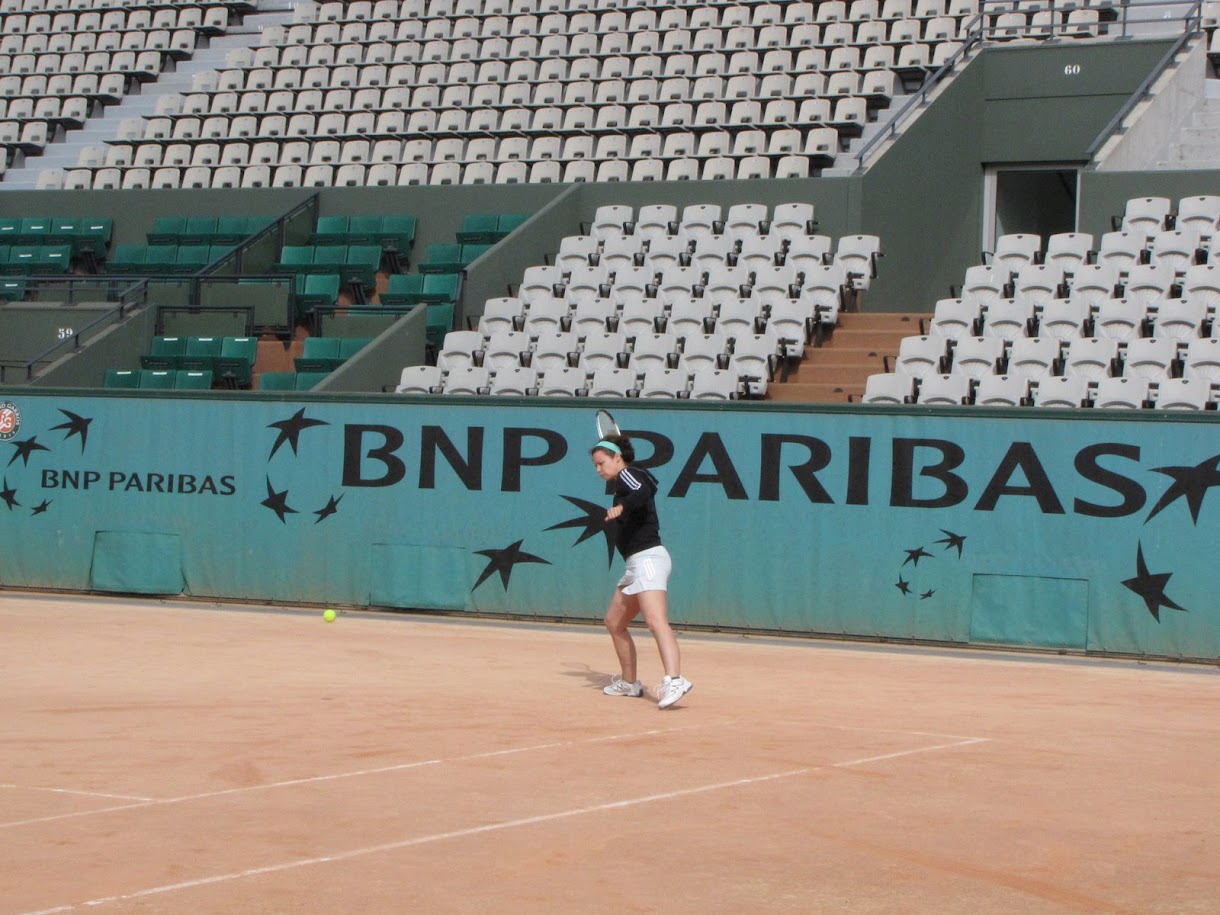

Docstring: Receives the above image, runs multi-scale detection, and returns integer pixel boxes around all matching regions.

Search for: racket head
[595,408,621,440]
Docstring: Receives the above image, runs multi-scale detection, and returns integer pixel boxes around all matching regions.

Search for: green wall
[859,39,1175,312]
[0,390,1217,661]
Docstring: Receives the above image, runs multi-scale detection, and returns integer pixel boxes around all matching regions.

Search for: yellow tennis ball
[323,609,336,623]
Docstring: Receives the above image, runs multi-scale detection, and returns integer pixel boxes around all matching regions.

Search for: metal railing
[855,0,1205,173]
[1,286,140,384]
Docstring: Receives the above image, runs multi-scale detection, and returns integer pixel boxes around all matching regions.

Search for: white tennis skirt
[618,545,672,595]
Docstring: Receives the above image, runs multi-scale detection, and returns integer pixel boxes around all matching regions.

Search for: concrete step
[802,346,890,366]
[1179,126,1220,144]
[768,381,863,403]
[1165,144,1220,166]
[782,362,878,386]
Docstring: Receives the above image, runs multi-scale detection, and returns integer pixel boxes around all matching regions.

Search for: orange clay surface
[3,592,1219,914]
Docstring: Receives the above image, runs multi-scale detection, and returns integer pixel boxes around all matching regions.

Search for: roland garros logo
[0,401,20,442]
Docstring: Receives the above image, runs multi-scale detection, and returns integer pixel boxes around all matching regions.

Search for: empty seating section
[0,215,113,274]
[53,0,996,188]
[863,195,1220,410]
[396,202,875,399]
[122,334,258,389]
[0,2,247,182]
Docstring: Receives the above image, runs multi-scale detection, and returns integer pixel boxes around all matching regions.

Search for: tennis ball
[323,609,336,623]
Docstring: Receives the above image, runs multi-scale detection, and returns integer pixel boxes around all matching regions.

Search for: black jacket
[611,465,662,559]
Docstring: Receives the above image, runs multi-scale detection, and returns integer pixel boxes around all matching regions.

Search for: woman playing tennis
[591,433,692,710]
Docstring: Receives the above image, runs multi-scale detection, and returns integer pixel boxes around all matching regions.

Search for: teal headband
[594,440,622,455]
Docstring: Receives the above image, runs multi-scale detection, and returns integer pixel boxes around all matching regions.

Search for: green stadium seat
[420,272,460,304]
[345,215,383,245]
[311,245,348,275]
[294,336,343,373]
[456,213,501,245]
[174,370,214,390]
[426,301,455,348]
[140,336,186,371]
[209,244,235,264]
[379,215,417,252]
[107,244,148,273]
[0,277,26,300]
[273,245,314,273]
[258,371,296,391]
[215,336,258,389]
[419,243,463,274]
[338,337,373,360]
[103,368,140,389]
[183,216,219,244]
[175,245,213,273]
[310,215,350,245]
[48,218,90,255]
[295,273,341,315]
[181,336,223,372]
[213,215,255,245]
[379,273,423,307]
[139,369,176,389]
[295,371,331,390]
[74,218,113,258]
[3,245,40,274]
[18,217,52,242]
[143,245,179,274]
[497,213,530,235]
[148,215,187,245]
[0,244,70,275]
[460,243,493,265]
[343,245,383,291]
[0,218,21,241]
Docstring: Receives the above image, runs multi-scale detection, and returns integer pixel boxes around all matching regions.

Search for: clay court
[3,593,1218,914]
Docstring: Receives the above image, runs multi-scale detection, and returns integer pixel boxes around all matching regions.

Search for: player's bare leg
[603,587,643,696]
[637,589,680,678]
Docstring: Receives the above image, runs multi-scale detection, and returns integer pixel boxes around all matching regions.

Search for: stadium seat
[295,337,344,373]
[215,337,258,389]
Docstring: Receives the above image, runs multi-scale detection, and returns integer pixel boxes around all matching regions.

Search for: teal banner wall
[0,392,1217,660]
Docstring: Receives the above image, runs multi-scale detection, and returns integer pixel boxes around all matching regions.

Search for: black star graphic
[473,539,551,592]
[895,575,911,595]
[920,589,935,600]
[260,477,297,524]
[1121,543,1188,622]
[546,495,616,568]
[31,499,50,516]
[313,493,343,523]
[1145,455,1220,525]
[902,546,932,567]
[7,436,49,467]
[934,529,966,557]
[49,409,93,453]
[267,408,329,459]
[0,478,17,510]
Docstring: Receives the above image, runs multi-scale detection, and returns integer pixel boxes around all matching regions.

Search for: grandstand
[0,0,1218,660]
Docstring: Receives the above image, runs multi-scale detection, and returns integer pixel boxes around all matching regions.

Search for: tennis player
[592,434,692,710]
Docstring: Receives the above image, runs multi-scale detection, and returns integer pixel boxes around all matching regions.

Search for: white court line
[0,784,153,802]
[21,734,988,915]
[0,724,705,831]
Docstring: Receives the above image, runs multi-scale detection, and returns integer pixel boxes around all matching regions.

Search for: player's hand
[605,504,623,521]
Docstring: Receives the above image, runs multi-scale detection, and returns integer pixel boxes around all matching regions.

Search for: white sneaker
[656,675,693,709]
[603,675,644,697]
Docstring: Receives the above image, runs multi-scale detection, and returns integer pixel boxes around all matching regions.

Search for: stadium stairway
[1164,79,1220,168]
[0,1,293,190]
[767,311,921,403]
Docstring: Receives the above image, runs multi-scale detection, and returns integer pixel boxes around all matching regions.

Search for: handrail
[4,298,132,384]
[201,192,319,278]
[853,11,989,172]
[1084,0,1204,160]
[855,0,1203,173]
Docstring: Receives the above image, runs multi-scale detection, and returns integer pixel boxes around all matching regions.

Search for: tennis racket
[595,408,621,439]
